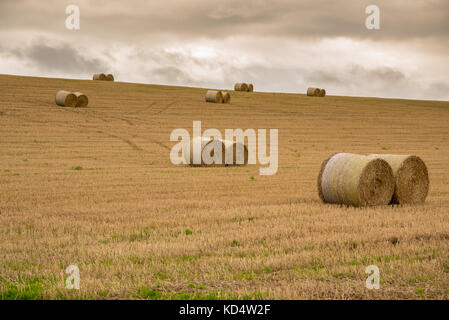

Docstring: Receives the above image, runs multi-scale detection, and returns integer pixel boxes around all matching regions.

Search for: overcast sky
[1,0,448,100]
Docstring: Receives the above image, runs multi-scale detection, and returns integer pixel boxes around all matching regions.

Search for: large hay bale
[93,73,106,81]
[234,83,249,92]
[367,154,429,204]
[205,90,223,103]
[184,137,225,166]
[307,87,320,96]
[73,92,88,108]
[106,74,114,81]
[317,153,395,207]
[221,139,249,166]
[248,84,254,92]
[222,92,231,104]
[319,89,326,97]
[55,90,77,107]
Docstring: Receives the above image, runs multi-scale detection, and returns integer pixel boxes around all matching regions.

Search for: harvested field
[0,74,448,300]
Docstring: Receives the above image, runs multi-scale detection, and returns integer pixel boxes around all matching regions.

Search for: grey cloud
[150,66,195,84]
[3,41,109,74]
[305,65,418,98]
[425,82,449,100]
[0,0,448,42]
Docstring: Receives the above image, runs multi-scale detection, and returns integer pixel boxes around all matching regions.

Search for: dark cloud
[309,66,407,87]
[150,66,195,84]
[26,43,108,73]
[425,82,449,100]
[2,41,109,74]
[0,0,448,41]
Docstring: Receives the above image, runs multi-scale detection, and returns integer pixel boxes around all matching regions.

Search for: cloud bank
[0,0,448,100]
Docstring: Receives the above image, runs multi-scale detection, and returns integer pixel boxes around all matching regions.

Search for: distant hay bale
[93,73,106,81]
[319,89,326,97]
[55,90,77,107]
[205,90,223,103]
[73,92,88,108]
[222,92,231,104]
[106,74,114,81]
[317,153,395,207]
[307,87,321,97]
[367,154,429,204]
[185,137,225,166]
[234,83,249,92]
[248,84,254,92]
[222,139,249,166]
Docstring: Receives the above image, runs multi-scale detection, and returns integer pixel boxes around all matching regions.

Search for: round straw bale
[248,84,254,92]
[55,90,77,107]
[93,73,106,81]
[222,92,231,104]
[185,137,225,166]
[222,139,249,166]
[307,87,320,96]
[319,89,326,97]
[234,83,249,92]
[106,74,114,81]
[73,92,88,108]
[367,154,429,204]
[317,153,395,207]
[205,90,223,103]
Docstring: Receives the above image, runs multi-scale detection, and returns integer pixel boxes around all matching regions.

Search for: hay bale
[73,92,88,108]
[222,92,231,104]
[248,84,254,92]
[317,153,395,207]
[205,90,223,103]
[307,87,320,96]
[234,83,249,92]
[222,139,249,165]
[185,137,225,166]
[106,74,114,81]
[55,90,77,107]
[367,154,429,204]
[93,73,106,81]
[319,89,326,97]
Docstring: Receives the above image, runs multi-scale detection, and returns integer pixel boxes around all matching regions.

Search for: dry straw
[234,83,249,92]
[93,73,106,81]
[368,154,429,204]
[106,74,114,81]
[319,89,326,97]
[205,90,224,103]
[307,87,321,97]
[55,90,77,107]
[184,137,225,167]
[222,92,231,104]
[73,92,89,108]
[248,84,254,92]
[221,139,249,166]
[317,153,395,207]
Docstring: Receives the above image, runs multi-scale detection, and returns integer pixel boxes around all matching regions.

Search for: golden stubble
[0,74,448,299]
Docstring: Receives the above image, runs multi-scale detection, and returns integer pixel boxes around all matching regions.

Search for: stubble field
[0,74,448,299]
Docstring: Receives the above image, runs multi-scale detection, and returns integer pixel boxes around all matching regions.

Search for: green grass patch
[134,287,267,300]
[416,288,425,298]
[0,279,45,300]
